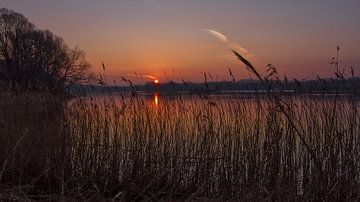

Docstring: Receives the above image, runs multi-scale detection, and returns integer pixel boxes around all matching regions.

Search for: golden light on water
[154,93,159,107]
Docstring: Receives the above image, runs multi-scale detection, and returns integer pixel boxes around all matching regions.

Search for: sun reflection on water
[154,93,159,107]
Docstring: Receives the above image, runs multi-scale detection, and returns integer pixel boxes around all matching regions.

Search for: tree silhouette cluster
[0,8,91,90]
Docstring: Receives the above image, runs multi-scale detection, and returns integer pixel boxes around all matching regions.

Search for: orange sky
[3,0,360,84]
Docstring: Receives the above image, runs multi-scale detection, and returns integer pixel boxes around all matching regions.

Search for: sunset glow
[3,0,359,82]
[2,2,360,200]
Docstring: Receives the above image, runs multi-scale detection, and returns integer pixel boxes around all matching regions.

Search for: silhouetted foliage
[0,8,91,91]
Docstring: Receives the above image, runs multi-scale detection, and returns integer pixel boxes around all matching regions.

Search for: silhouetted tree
[0,8,91,90]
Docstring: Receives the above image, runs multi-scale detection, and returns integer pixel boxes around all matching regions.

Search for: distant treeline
[70,77,360,95]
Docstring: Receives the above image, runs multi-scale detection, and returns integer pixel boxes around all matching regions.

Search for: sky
[2,0,360,83]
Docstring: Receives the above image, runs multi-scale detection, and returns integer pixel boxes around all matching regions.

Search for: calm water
[72,91,360,108]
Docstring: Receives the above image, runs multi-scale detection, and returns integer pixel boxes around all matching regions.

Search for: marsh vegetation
[1,55,360,201]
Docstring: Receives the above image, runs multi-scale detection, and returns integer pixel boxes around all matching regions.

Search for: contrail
[204,28,254,59]
[126,73,157,80]
[203,29,229,42]
[230,44,249,55]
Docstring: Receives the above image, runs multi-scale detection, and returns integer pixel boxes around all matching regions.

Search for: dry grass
[0,51,360,200]
[0,89,359,201]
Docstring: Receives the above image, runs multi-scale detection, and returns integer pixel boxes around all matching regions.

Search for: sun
[154,79,159,84]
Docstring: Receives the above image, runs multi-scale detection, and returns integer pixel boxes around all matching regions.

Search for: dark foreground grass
[1,89,360,201]
[1,51,360,201]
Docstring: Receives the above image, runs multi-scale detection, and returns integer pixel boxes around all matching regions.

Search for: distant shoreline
[69,77,360,96]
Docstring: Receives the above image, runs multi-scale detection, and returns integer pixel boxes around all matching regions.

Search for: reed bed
[1,89,360,201]
[1,50,360,200]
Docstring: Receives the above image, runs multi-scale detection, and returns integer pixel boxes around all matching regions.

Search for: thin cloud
[126,73,157,80]
[219,54,237,61]
[219,53,255,61]
[204,28,254,61]
[204,29,229,42]
[230,44,249,55]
